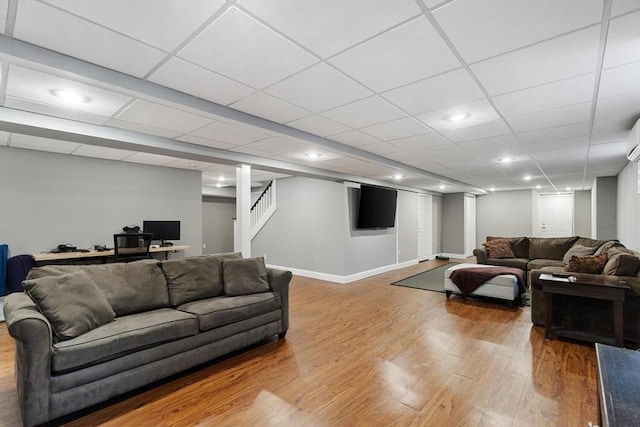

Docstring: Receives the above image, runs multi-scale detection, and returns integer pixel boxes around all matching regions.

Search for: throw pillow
[222,257,270,296]
[562,244,597,265]
[482,239,515,259]
[563,253,608,274]
[23,270,115,340]
[603,248,640,276]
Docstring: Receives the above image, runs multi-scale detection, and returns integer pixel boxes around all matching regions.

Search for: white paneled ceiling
[0,0,638,194]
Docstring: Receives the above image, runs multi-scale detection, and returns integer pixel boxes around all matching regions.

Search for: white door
[538,193,573,237]
[464,195,476,256]
[418,194,432,260]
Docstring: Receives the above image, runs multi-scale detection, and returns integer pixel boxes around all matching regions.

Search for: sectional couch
[2,253,291,426]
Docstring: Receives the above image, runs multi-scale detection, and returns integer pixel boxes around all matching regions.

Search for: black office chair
[113,233,153,263]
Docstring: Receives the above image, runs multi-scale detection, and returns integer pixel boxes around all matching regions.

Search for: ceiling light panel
[148,58,256,106]
[493,73,596,118]
[417,99,500,131]
[471,26,601,96]
[265,63,372,112]
[322,96,406,129]
[329,16,461,92]
[42,0,226,51]
[360,117,431,141]
[382,68,484,116]
[189,121,270,145]
[5,65,132,116]
[603,11,640,69]
[229,92,310,124]
[432,0,604,63]
[9,134,80,154]
[13,1,166,78]
[116,100,212,134]
[177,7,317,89]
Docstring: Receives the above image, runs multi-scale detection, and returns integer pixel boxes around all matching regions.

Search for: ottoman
[444,263,521,307]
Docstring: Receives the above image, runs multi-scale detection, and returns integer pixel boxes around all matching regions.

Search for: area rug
[391,263,530,306]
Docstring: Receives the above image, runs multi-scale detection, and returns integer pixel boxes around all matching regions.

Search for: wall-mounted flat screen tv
[143,220,180,244]
[356,185,397,229]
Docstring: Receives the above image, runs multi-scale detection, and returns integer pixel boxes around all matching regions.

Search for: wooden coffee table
[539,273,631,347]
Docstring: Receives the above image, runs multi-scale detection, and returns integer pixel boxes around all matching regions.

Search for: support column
[235,164,251,257]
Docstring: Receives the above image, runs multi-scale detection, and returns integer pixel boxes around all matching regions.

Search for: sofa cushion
[529,237,578,261]
[573,237,607,249]
[223,257,270,296]
[562,244,598,264]
[26,261,169,317]
[483,239,514,258]
[594,240,625,256]
[485,258,529,270]
[527,259,566,271]
[51,308,198,374]
[23,271,116,341]
[487,236,529,259]
[564,253,608,274]
[177,292,281,331]
[603,248,640,276]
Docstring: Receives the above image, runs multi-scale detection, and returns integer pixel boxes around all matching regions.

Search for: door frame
[532,191,575,237]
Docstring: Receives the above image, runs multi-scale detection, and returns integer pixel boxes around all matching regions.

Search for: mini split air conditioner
[627,119,640,162]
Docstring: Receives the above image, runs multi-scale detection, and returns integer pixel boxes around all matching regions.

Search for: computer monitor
[142,220,180,246]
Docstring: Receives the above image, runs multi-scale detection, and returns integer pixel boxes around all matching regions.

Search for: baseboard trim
[267,259,419,284]
[438,252,469,259]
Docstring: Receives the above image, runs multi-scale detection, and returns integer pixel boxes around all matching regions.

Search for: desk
[540,273,629,347]
[596,343,640,426]
[32,245,190,265]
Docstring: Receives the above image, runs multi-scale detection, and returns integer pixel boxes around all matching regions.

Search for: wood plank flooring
[0,259,599,426]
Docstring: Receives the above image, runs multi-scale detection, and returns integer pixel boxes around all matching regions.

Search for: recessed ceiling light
[497,157,514,163]
[188,163,199,169]
[392,174,403,180]
[489,187,496,192]
[444,112,470,122]
[50,88,91,104]
[218,176,225,181]
[439,185,445,190]
[536,185,541,189]
[305,152,322,159]
[566,187,572,191]
[216,183,222,188]
[524,175,532,181]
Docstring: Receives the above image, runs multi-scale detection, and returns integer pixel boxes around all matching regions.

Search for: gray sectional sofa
[3,253,292,426]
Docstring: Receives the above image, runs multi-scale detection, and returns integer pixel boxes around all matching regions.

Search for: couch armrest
[473,248,488,264]
[4,293,53,427]
[267,268,292,334]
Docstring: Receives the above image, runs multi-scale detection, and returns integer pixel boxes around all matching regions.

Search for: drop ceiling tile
[148,58,256,106]
[611,0,640,17]
[390,133,450,150]
[323,96,407,129]
[360,118,431,141]
[433,0,603,63]
[598,61,640,99]
[116,100,212,134]
[382,68,484,116]
[229,92,310,124]
[410,142,470,163]
[471,26,601,96]
[243,136,311,155]
[190,121,270,145]
[595,94,640,119]
[6,65,133,116]
[176,134,236,150]
[417,99,501,131]
[358,141,403,155]
[285,150,343,164]
[590,130,629,144]
[518,122,590,145]
[122,152,177,166]
[330,16,461,92]
[531,147,588,165]
[0,0,8,33]
[4,97,110,125]
[105,119,183,139]
[178,7,317,89]
[13,1,166,78]
[493,73,595,118]
[441,120,511,143]
[10,134,80,154]
[264,63,372,112]
[457,134,523,157]
[229,145,271,157]
[329,130,381,147]
[72,145,136,161]
[320,157,369,168]
[603,11,640,69]
[239,0,421,58]
[526,136,589,152]
[384,151,421,164]
[592,115,639,134]
[286,115,351,137]
[589,141,629,158]
[507,103,592,133]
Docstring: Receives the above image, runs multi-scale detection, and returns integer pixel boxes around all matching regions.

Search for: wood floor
[0,259,599,426]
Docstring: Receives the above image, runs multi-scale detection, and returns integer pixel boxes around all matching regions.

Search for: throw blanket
[450,266,526,296]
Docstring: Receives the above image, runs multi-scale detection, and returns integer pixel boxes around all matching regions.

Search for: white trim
[267,259,419,284]
[438,252,468,259]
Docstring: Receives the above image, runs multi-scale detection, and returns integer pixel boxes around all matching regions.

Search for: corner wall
[202,196,235,254]
[618,162,639,250]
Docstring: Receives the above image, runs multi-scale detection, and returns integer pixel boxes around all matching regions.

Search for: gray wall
[202,196,235,254]
[594,176,618,241]
[442,193,464,254]
[0,146,202,257]
[476,190,533,243]
[574,190,592,237]
[617,162,639,250]
[432,195,442,254]
[396,190,417,263]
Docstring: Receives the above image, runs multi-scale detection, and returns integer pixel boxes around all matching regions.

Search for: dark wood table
[596,343,640,426]
[539,273,630,347]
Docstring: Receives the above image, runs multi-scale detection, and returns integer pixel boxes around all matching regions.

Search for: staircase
[250,180,277,239]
